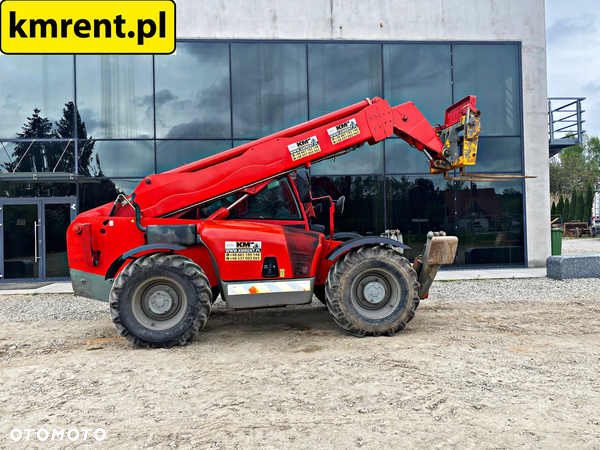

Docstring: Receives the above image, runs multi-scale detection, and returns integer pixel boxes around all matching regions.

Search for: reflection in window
[76,55,154,139]
[0,182,75,198]
[232,43,308,139]
[0,55,74,139]
[474,137,522,173]
[0,101,95,175]
[386,176,524,265]
[156,140,232,173]
[386,175,452,262]
[45,203,71,278]
[0,140,75,174]
[308,44,382,119]
[78,178,133,212]
[453,44,521,137]
[311,142,383,175]
[385,139,431,175]
[78,140,154,177]
[155,43,231,139]
[192,177,302,221]
[383,44,452,126]
[454,180,524,265]
[310,175,384,235]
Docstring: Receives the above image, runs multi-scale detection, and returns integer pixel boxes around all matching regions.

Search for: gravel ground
[0,293,108,323]
[1,277,599,326]
[562,237,600,255]
[1,277,599,325]
[1,276,600,449]
[430,276,600,302]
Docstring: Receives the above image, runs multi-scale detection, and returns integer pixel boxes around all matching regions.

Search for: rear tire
[110,253,212,348]
[325,245,419,337]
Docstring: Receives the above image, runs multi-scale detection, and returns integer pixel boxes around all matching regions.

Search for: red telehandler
[67,95,516,348]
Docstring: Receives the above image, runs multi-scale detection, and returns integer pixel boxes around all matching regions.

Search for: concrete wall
[177,0,550,267]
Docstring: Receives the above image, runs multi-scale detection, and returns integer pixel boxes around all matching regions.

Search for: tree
[584,182,594,222]
[54,101,102,176]
[551,201,556,215]
[571,188,579,221]
[556,194,564,218]
[0,103,121,208]
[564,197,571,223]
[576,190,585,222]
[549,134,600,197]
[2,108,56,173]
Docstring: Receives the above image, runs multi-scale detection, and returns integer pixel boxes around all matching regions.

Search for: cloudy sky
[546,0,600,136]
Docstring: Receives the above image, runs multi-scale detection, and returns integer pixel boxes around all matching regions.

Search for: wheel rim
[131,277,188,331]
[351,268,401,320]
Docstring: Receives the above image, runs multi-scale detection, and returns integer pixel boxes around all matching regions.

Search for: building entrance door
[0,198,77,282]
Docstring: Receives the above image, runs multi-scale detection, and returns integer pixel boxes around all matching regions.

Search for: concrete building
[0,0,559,282]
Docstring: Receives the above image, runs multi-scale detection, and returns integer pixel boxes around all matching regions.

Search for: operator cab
[176,170,344,237]
[178,175,305,226]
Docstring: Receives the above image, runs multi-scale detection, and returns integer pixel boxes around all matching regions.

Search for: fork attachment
[431,97,535,182]
[443,167,536,183]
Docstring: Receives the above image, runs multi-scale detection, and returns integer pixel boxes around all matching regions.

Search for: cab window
[188,177,303,221]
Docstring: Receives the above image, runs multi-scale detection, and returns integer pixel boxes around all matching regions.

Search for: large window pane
[475,137,522,173]
[3,204,39,279]
[78,178,138,212]
[383,44,452,126]
[78,140,154,177]
[386,175,454,262]
[310,175,384,235]
[386,137,522,176]
[0,182,75,198]
[453,44,521,137]
[0,56,74,139]
[232,43,308,139]
[45,203,71,278]
[385,139,431,175]
[308,44,382,119]
[0,141,75,173]
[76,55,154,139]
[311,142,383,176]
[155,43,231,139]
[156,140,232,173]
[386,176,524,266]
[454,180,524,265]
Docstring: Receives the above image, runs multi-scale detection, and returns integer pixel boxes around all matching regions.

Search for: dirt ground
[1,284,600,450]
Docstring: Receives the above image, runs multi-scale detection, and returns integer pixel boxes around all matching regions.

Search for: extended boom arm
[120,96,511,219]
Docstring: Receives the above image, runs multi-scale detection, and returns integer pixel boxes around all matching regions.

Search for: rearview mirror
[296,169,311,203]
[335,196,345,214]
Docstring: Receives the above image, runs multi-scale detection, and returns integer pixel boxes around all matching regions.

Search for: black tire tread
[109,253,211,348]
[325,245,420,337]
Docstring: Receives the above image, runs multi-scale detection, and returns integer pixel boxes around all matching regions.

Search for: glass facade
[0,41,524,266]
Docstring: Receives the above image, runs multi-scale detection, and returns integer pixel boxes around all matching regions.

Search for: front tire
[110,253,212,348]
[325,245,419,337]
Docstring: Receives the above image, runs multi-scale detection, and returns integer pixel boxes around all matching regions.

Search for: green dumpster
[551,227,564,255]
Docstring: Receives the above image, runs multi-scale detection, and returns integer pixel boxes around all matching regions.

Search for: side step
[222,278,315,309]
